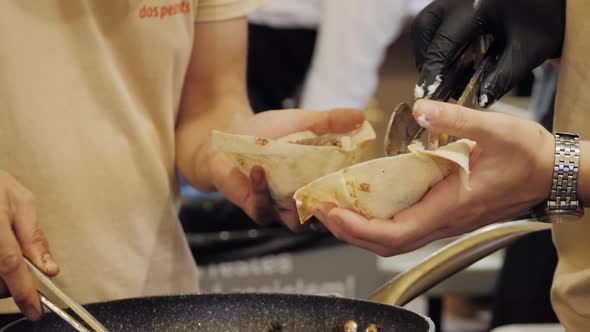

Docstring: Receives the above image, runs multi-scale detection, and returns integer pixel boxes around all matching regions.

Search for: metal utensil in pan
[23,258,108,332]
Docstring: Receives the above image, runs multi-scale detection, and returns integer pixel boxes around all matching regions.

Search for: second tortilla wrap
[293,139,476,223]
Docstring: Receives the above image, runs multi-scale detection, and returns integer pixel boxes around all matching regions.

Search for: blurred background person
[247,0,431,112]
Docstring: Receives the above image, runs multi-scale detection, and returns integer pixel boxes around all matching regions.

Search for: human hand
[0,171,59,320]
[413,0,565,107]
[313,100,555,256]
[209,108,365,232]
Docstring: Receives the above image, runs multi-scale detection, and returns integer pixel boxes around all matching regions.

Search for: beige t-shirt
[552,1,590,331]
[0,0,263,312]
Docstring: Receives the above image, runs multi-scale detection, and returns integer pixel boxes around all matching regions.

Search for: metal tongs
[23,258,109,332]
[384,36,492,156]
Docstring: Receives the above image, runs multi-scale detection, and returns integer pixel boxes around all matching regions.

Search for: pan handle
[367,219,551,306]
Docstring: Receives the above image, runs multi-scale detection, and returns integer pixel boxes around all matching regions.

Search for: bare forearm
[175,18,251,192]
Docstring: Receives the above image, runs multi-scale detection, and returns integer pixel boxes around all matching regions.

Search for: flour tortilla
[293,139,476,223]
[211,121,376,207]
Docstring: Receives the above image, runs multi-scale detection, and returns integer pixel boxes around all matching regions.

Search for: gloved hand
[412,0,565,108]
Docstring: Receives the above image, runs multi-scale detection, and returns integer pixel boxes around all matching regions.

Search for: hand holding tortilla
[209,108,370,231]
[293,138,476,223]
[313,100,558,257]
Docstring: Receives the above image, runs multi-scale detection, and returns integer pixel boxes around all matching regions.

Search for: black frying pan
[3,293,434,331]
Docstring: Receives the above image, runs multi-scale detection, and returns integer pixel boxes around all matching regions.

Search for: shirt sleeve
[299,0,410,110]
[196,0,268,23]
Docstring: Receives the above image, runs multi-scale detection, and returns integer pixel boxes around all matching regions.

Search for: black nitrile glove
[412,0,565,108]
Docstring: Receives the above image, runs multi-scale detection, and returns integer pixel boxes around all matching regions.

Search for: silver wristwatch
[533,132,584,223]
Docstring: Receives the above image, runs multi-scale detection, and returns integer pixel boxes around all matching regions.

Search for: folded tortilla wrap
[293,139,476,223]
[211,121,376,207]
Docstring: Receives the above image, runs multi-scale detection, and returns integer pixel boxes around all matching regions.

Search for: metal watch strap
[549,133,581,211]
[532,132,584,222]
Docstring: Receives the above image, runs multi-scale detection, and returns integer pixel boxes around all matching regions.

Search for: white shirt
[249,0,431,110]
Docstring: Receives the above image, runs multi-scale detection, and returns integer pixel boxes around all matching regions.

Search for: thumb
[413,99,504,142]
